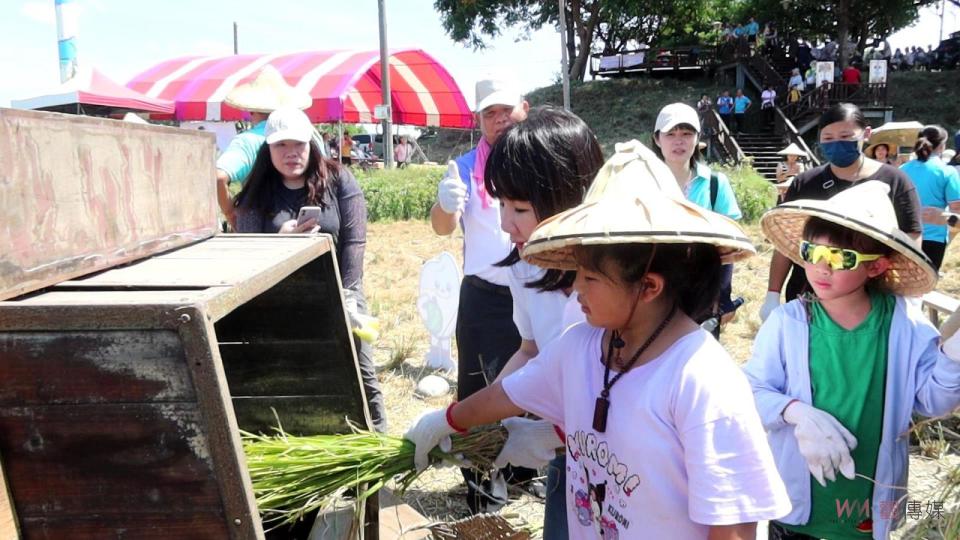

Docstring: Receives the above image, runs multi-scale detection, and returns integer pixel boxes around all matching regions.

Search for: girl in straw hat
[775,143,808,203]
[746,181,960,540]
[406,141,791,540]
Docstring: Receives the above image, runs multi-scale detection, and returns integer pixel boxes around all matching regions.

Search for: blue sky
[1,0,957,108]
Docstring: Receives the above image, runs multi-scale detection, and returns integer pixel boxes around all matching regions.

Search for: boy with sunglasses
[745,181,960,540]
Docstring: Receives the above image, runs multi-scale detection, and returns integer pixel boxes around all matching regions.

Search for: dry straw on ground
[364,220,960,537]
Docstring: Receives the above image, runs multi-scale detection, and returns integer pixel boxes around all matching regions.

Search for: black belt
[463,274,512,297]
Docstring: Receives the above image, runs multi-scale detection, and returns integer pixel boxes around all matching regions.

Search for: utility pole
[558,0,571,111]
[378,0,394,168]
[233,22,238,54]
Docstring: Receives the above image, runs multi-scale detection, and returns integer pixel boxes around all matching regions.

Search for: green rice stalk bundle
[242,423,507,528]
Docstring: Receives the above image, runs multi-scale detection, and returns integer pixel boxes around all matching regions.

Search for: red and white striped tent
[127,49,473,128]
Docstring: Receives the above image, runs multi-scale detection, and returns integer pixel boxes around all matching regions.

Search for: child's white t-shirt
[502,323,791,539]
[508,261,585,346]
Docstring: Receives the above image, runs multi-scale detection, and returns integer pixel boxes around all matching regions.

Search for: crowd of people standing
[206,61,960,540]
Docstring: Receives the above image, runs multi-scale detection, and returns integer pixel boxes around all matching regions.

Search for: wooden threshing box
[0,109,376,538]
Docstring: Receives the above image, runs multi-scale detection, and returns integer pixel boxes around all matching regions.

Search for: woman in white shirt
[761,85,777,129]
[484,105,605,540]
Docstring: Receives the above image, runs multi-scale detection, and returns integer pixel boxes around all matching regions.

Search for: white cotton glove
[759,291,781,322]
[941,313,960,362]
[783,400,858,487]
[404,408,457,472]
[437,161,467,214]
[342,291,379,343]
[940,309,960,353]
[493,418,563,470]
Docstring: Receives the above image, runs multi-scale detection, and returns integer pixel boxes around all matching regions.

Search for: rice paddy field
[363,219,960,538]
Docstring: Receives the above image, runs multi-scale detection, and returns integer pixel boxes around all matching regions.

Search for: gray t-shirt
[235,169,367,290]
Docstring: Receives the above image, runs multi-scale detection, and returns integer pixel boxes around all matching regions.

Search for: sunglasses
[799,241,882,271]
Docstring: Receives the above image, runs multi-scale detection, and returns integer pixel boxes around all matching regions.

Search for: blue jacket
[454,147,478,197]
[744,297,960,539]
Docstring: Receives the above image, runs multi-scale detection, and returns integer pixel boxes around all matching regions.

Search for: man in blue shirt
[216,66,312,228]
[716,90,734,130]
[745,17,760,46]
[733,88,752,133]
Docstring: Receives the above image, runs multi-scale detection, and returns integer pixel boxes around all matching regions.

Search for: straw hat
[777,143,807,157]
[224,66,312,113]
[520,140,756,270]
[864,142,897,159]
[760,181,937,296]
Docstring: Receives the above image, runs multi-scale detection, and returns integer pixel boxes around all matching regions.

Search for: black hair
[802,216,891,255]
[572,243,723,322]
[914,125,948,162]
[818,103,867,130]
[234,139,341,212]
[652,123,702,170]
[485,106,605,291]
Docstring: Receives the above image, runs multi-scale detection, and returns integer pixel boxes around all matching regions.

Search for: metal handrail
[774,106,820,167]
[706,110,746,164]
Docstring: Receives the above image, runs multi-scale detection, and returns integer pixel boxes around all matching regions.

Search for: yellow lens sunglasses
[799,241,882,271]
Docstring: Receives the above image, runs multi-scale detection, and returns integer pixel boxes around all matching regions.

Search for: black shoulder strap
[709,172,719,210]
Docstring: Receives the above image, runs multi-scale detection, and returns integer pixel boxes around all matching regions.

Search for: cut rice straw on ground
[242,421,507,528]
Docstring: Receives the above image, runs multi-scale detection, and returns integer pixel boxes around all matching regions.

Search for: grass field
[365,219,960,537]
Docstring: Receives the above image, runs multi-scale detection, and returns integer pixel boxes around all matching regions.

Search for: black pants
[351,291,387,432]
[768,522,818,540]
[721,113,733,130]
[735,113,747,133]
[922,240,946,271]
[456,275,526,513]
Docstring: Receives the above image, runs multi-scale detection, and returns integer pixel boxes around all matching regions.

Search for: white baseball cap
[475,78,521,113]
[655,103,701,134]
[264,107,314,144]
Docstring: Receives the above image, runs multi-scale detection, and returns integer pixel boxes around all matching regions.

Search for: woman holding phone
[234,107,386,433]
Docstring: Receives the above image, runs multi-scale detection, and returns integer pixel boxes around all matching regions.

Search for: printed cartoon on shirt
[567,429,640,538]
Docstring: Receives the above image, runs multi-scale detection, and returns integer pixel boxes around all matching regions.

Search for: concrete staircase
[735,131,785,181]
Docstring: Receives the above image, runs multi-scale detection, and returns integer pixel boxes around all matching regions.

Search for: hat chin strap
[613,245,658,350]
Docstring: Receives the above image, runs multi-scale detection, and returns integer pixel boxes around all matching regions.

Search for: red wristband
[445,402,468,433]
[553,425,566,443]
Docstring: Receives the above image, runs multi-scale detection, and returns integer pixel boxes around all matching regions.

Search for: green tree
[739,0,932,67]
[434,0,743,80]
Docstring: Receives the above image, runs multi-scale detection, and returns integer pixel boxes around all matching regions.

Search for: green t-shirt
[784,291,894,539]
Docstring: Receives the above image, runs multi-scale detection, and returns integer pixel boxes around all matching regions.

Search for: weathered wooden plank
[0,107,218,301]
[0,330,194,406]
[231,396,367,436]
[178,308,264,539]
[218,340,357,396]
[0,403,222,517]
[19,512,230,539]
[213,262,336,342]
[0,290,209,307]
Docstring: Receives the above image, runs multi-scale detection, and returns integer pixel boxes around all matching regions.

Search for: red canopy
[11,68,174,115]
[127,49,473,128]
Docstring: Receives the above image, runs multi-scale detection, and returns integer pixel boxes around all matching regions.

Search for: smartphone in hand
[297,206,322,227]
